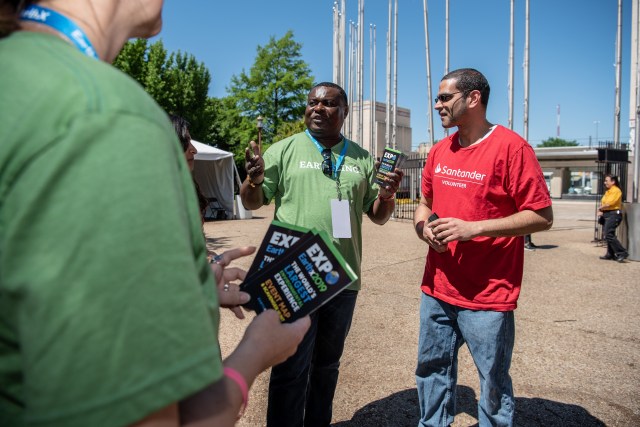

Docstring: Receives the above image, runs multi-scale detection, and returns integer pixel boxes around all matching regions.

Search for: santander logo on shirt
[434,163,487,188]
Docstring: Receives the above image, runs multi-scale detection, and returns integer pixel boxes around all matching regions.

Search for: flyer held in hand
[375,147,406,186]
[241,221,357,323]
[245,220,309,278]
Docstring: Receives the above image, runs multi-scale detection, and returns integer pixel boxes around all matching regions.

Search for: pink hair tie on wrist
[223,367,248,418]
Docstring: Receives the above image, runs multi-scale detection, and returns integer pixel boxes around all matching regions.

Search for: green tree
[204,97,253,167]
[227,31,313,145]
[113,39,212,140]
[273,119,306,143]
[112,39,149,84]
[163,51,211,138]
[537,137,579,147]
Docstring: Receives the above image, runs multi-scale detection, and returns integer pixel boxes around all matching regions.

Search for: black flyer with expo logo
[241,221,357,323]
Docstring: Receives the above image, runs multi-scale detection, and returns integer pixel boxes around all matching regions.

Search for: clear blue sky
[156,0,633,149]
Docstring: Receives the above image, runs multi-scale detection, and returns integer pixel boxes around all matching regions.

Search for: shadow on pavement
[331,386,605,427]
[528,244,559,250]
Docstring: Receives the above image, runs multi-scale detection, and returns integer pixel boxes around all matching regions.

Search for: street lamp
[256,115,264,153]
[593,120,600,148]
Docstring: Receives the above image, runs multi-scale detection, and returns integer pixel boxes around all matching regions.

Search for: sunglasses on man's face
[434,91,464,104]
[321,148,332,178]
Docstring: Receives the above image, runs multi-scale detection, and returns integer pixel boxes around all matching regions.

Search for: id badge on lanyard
[331,199,351,238]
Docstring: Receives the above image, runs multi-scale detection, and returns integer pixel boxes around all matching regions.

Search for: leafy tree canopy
[204,96,254,168]
[273,119,307,143]
[537,137,579,147]
[113,39,211,139]
[113,33,314,178]
[227,30,313,147]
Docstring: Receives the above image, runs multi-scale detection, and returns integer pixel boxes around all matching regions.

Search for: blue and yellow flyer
[241,223,357,323]
[375,147,405,185]
[245,220,309,279]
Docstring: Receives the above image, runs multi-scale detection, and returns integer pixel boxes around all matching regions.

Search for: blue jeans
[416,293,515,427]
[267,289,358,427]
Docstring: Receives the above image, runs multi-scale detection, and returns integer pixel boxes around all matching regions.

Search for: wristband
[378,193,395,202]
[223,367,248,418]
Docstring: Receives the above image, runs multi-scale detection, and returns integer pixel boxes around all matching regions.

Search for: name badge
[331,199,351,238]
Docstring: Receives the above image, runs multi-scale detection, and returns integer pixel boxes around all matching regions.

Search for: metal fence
[392,153,427,220]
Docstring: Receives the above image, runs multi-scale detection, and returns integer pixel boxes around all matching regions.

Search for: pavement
[204,199,639,427]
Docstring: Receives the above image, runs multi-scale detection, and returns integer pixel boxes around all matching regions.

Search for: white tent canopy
[191,140,241,219]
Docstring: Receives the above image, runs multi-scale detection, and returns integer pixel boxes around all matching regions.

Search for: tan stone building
[344,100,412,160]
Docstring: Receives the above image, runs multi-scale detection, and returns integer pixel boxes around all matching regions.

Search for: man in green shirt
[240,82,404,427]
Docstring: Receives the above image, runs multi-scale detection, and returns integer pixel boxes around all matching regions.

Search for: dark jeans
[603,210,627,257]
[266,289,358,427]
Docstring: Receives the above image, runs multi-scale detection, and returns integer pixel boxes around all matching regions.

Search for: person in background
[598,174,628,262]
[0,1,310,426]
[171,113,199,171]
[413,68,553,427]
[169,113,248,319]
[170,113,209,216]
[240,81,403,427]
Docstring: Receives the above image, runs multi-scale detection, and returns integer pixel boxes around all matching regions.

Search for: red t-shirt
[421,125,551,311]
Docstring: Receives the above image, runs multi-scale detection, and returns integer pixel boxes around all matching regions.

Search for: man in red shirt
[413,68,553,427]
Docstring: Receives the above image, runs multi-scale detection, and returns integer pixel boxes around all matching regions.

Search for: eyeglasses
[434,91,463,104]
[321,148,333,178]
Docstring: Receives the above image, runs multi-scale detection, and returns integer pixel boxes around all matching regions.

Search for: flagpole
[371,25,378,158]
[508,0,514,130]
[340,0,346,86]
[385,0,392,148]
[358,0,365,145]
[370,23,374,154]
[423,0,435,147]
[523,0,530,142]
[614,0,623,148]
[332,3,338,83]
[392,0,398,149]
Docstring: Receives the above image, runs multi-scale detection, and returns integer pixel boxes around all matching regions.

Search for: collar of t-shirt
[458,125,497,148]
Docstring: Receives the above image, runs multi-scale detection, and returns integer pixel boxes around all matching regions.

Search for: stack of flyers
[241,221,357,323]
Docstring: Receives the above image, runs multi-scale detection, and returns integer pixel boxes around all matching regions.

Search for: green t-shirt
[0,32,222,427]
[262,132,379,290]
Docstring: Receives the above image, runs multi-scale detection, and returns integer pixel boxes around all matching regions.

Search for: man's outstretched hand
[244,140,265,184]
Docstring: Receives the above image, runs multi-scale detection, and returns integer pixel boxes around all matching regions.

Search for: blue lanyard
[305,129,348,180]
[20,5,98,59]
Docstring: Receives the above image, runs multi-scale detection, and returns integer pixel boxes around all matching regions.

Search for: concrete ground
[204,199,639,427]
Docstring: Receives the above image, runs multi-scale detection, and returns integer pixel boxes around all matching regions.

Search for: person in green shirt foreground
[0,1,310,426]
[240,82,404,427]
